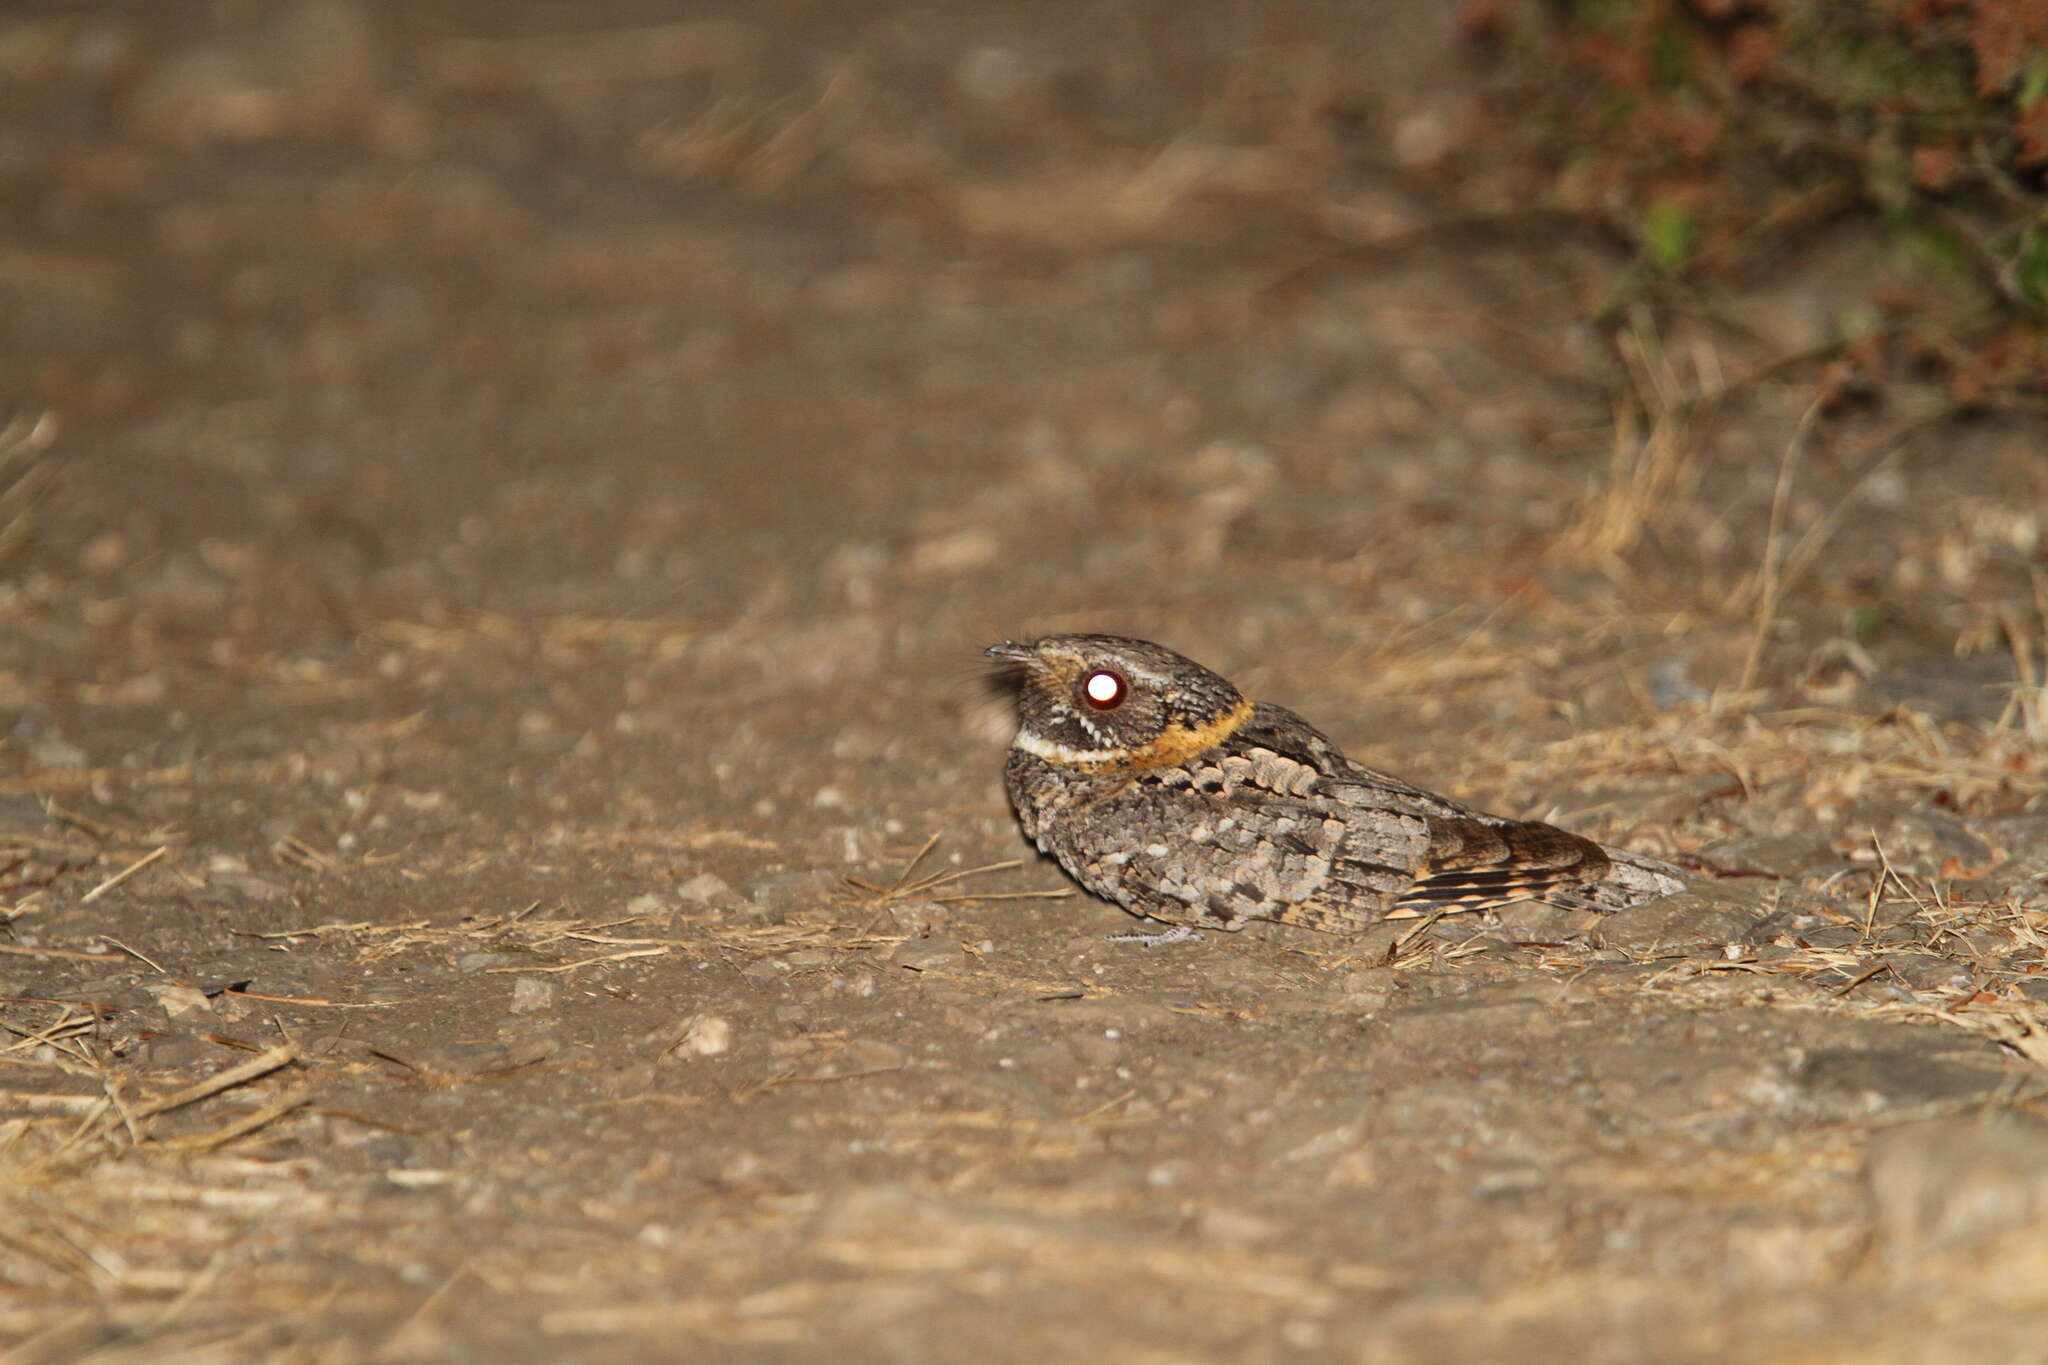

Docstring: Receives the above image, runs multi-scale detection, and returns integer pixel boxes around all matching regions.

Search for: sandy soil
[6,2,2048,1360]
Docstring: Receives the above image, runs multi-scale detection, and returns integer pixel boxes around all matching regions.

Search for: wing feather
[1391,814,1613,914]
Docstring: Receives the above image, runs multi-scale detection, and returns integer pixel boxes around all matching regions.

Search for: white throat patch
[1014,727,1122,766]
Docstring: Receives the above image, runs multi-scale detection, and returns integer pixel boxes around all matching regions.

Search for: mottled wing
[1237,705,1467,820]
[1074,762,1370,932]
[1201,715,1439,933]
[1161,705,1437,933]
[1264,792,1429,933]
[1318,722,1686,918]
[1389,815,1612,915]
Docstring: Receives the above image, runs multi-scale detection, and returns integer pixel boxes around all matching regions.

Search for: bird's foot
[1107,922,1200,947]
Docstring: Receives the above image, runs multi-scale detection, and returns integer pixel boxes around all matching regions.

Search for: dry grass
[1553,323,1706,572]
[0,1027,312,1361]
[841,832,1073,911]
[0,410,55,569]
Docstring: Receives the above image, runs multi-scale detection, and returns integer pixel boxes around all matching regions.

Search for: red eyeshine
[1081,670,1126,710]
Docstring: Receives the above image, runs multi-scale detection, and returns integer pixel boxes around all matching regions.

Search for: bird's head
[983,633,1250,772]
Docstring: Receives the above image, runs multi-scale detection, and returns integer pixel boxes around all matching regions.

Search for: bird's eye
[1081,669,1127,710]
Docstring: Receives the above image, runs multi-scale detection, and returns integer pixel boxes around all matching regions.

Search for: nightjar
[987,634,1685,940]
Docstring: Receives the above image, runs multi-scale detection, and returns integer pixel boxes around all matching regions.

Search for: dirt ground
[7,2,2048,1361]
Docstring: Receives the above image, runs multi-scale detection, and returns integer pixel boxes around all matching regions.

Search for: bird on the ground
[986,633,1685,942]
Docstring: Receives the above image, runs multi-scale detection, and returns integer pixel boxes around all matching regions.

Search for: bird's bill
[983,641,1039,665]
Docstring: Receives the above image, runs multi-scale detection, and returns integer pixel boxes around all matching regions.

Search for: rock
[148,983,211,1018]
[676,872,732,904]
[891,936,963,972]
[1329,966,1395,1012]
[1977,814,2048,898]
[828,967,878,998]
[746,868,839,908]
[1880,808,2001,878]
[678,1014,731,1057]
[184,954,285,992]
[1881,953,1974,994]
[1491,902,1601,944]
[1869,1116,2048,1266]
[883,899,956,933]
[1699,833,1842,879]
[1798,1047,2011,1116]
[507,975,554,1014]
[1592,883,1765,956]
[1193,1205,1285,1246]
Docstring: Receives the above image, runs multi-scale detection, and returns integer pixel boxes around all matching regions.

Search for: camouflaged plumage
[987,634,1685,935]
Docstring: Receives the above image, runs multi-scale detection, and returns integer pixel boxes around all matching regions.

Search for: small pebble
[677,872,731,903]
[507,976,553,1015]
[149,984,211,1018]
[891,936,963,971]
[680,1015,732,1056]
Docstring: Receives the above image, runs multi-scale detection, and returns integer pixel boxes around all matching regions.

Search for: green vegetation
[1478,0,2048,402]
